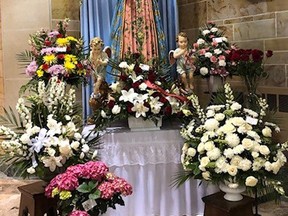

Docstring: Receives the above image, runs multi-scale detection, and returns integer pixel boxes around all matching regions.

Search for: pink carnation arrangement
[45,161,133,216]
[193,22,234,78]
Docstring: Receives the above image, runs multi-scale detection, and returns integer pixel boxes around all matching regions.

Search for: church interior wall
[178,0,288,142]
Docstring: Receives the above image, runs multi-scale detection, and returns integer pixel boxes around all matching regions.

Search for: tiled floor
[0,172,288,216]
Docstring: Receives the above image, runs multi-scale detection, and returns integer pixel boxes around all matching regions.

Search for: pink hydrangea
[57,172,79,191]
[69,210,90,216]
[81,161,108,180]
[111,177,133,196]
[66,164,85,178]
[98,181,115,199]
[45,173,64,197]
[45,160,133,215]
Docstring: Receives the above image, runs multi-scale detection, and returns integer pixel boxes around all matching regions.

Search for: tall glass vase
[244,75,260,112]
[206,75,224,105]
[206,75,224,95]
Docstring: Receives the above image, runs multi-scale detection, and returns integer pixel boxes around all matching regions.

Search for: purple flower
[41,47,57,55]
[47,64,66,75]
[48,30,60,38]
[25,61,38,76]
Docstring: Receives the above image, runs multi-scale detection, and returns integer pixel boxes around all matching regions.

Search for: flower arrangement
[0,77,99,180]
[45,161,133,216]
[21,18,92,86]
[228,48,273,94]
[179,83,287,194]
[193,22,233,78]
[91,54,187,129]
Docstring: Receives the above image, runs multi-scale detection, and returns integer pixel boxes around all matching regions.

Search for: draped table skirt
[93,127,219,216]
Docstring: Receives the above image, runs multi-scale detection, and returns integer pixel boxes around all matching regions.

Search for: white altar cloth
[98,128,218,216]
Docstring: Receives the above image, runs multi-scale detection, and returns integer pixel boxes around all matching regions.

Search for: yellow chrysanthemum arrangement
[22,18,92,86]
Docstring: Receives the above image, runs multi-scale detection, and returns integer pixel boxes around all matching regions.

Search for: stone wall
[51,0,81,100]
[0,0,51,113]
[0,0,81,115]
[0,1,3,114]
[178,0,288,142]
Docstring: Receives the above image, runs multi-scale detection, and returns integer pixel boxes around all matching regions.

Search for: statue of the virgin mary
[110,0,167,63]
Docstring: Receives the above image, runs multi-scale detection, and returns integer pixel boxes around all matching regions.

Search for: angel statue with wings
[169,32,196,94]
[89,37,111,98]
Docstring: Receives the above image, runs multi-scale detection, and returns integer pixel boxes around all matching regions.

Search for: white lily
[110,81,122,93]
[129,71,143,83]
[41,155,63,172]
[119,88,138,103]
[135,93,149,102]
[131,101,149,118]
[149,97,163,114]
[119,61,129,69]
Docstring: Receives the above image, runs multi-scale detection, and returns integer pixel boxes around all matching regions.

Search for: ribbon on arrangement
[144,80,188,102]
[28,128,49,168]
[30,128,48,153]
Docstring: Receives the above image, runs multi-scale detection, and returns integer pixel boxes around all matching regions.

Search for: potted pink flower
[45,161,133,216]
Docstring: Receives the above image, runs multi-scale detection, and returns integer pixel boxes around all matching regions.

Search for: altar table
[98,128,218,216]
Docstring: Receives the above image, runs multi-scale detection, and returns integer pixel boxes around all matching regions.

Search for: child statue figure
[170,32,196,94]
[89,37,110,98]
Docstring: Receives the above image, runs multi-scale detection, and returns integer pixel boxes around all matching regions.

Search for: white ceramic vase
[128,116,162,131]
[219,183,246,201]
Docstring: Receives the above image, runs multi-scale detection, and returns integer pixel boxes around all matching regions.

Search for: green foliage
[77,181,97,193]
[16,50,34,67]
[0,106,23,128]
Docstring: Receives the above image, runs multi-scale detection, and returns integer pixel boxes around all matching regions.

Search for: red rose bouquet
[228,48,273,109]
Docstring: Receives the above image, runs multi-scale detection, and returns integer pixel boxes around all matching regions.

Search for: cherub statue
[89,37,111,98]
[169,32,196,94]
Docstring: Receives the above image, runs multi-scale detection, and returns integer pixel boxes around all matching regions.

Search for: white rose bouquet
[179,83,287,194]
[0,77,99,180]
